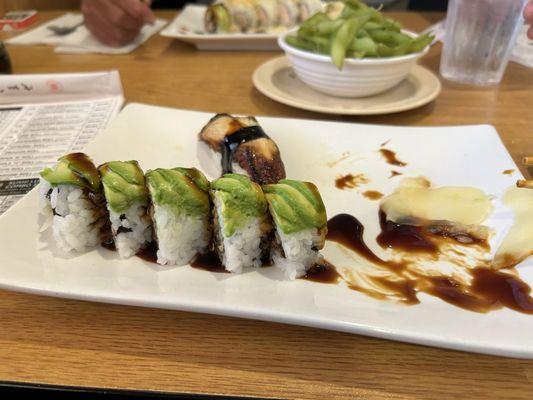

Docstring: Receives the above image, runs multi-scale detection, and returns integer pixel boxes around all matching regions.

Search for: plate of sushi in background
[1,103,533,358]
[160,0,323,50]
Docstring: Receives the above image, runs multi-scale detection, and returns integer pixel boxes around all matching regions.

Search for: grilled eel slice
[199,113,286,185]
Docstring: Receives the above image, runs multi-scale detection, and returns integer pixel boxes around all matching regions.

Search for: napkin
[511,25,533,68]
[6,13,167,55]
[421,20,533,68]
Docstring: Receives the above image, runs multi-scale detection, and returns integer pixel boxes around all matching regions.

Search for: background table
[1,10,533,400]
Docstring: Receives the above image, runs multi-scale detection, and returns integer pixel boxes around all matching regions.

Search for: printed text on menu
[0,98,121,214]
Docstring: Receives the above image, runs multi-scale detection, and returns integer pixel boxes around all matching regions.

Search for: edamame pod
[284,0,434,68]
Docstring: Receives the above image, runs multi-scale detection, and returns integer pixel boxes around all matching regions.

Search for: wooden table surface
[1,10,533,400]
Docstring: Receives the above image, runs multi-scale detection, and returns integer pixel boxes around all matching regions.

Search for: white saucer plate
[253,56,442,115]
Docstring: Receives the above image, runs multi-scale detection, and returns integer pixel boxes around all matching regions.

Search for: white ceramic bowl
[278,30,430,98]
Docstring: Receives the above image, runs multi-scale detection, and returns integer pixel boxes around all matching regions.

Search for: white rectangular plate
[160,4,280,50]
[1,103,532,358]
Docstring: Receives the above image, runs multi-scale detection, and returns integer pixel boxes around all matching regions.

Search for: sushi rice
[211,173,271,273]
[151,205,210,265]
[108,203,152,258]
[99,161,152,259]
[146,167,211,266]
[213,195,266,272]
[263,179,327,280]
[39,153,108,253]
[40,179,104,252]
[272,228,324,280]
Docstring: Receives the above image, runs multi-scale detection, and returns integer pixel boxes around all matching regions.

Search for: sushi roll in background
[211,173,272,273]
[299,0,323,21]
[263,179,327,280]
[205,1,233,33]
[205,0,322,33]
[277,0,300,27]
[255,0,280,31]
[39,153,108,252]
[146,167,211,266]
[206,0,259,33]
[226,0,259,32]
[99,161,152,258]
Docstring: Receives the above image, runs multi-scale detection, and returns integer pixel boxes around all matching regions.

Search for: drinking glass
[440,0,527,86]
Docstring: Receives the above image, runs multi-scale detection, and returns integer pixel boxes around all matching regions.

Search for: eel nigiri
[146,167,211,266]
[263,179,327,279]
[99,161,152,258]
[199,113,286,185]
[39,153,109,252]
[211,173,272,273]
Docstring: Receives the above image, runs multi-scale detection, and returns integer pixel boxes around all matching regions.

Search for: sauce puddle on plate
[362,190,384,200]
[326,213,533,314]
[389,170,402,178]
[335,173,369,190]
[303,260,341,284]
[190,251,229,273]
[379,149,407,167]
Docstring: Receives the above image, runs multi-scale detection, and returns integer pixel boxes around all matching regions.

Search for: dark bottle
[0,42,12,74]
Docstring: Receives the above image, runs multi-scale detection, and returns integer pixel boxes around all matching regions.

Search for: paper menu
[0,70,123,215]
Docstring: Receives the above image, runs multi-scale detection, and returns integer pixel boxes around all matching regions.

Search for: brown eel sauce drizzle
[190,251,229,273]
[135,242,159,263]
[68,152,97,176]
[101,213,533,315]
[379,149,407,167]
[103,241,229,273]
[376,211,489,252]
[221,125,267,174]
[303,260,341,284]
[362,190,383,200]
[326,213,533,314]
[335,173,369,190]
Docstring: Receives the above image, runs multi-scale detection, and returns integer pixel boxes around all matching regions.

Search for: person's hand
[525,0,533,40]
[81,0,155,47]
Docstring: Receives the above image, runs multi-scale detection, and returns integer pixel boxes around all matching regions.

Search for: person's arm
[81,0,156,47]
[525,0,533,40]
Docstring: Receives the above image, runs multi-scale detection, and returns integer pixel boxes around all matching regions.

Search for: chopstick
[517,180,533,188]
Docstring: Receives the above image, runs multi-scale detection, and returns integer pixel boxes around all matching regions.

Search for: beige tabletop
[1,10,533,400]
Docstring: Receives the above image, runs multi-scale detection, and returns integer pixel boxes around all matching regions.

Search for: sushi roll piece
[255,0,280,30]
[206,0,259,33]
[277,0,300,27]
[211,173,272,273]
[299,0,323,21]
[145,167,211,266]
[226,0,259,32]
[39,153,109,252]
[205,1,233,33]
[199,113,286,185]
[99,161,152,258]
[263,179,327,280]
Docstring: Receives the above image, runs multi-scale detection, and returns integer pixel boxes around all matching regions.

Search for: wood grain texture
[3,0,80,12]
[1,11,533,399]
